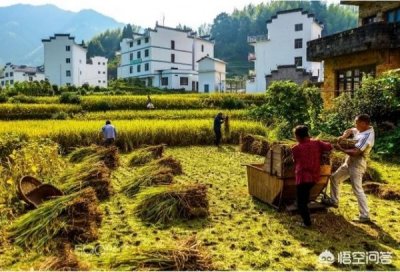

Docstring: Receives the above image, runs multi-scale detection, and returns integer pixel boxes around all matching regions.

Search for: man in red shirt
[292,125,333,227]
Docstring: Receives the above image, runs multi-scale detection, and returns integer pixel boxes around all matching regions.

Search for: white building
[42,34,107,88]
[118,24,214,91]
[197,56,226,93]
[246,8,323,93]
[0,63,45,87]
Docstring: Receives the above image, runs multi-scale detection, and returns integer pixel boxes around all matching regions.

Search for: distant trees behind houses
[87,1,358,78]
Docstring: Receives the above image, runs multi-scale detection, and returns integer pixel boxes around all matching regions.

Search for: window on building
[5,73,8,77]
[145,37,149,43]
[130,66,133,74]
[180,77,189,86]
[98,71,101,74]
[66,58,71,64]
[10,72,13,77]
[66,45,71,51]
[129,41,133,47]
[103,80,106,83]
[201,44,204,52]
[161,77,168,86]
[103,71,106,74]
[98,80,101,83]
[335,65,375,97]
[387,8,400,23]
[137,65,141,73]
[137,51,141,59]
[29,76,33,81]
[103,62,106,65]
[145,63,149,71]
[363,16,377,25]
[130,53,133,61]
[171,54,175,63]
[10,80,14,85]
[66,70,71,77]
[295,23,303,31]
[145,49,149,57]
[1,81,3,86]
[66,83,71,86]
[137,39,141,45]
[294,39,303,49]
[294,57,302,67]
[171,40,175,49]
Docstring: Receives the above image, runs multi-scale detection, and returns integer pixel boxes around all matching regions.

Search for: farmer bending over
[292,125,333,227]
[102,120,117,146]
[323,114,375,223]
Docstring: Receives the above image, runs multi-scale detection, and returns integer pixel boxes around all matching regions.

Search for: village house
[0,63,45,87]
[307,1,400,107]
[246,8,324,93]
[42,34,108,88]
[117,23,215,91]
[197,56,227,93]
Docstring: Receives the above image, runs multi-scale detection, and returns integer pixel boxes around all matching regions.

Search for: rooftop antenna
[162,13,165,26]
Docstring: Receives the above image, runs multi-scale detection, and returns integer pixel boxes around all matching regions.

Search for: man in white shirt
[102,120,117,146]
[323,114,375,223]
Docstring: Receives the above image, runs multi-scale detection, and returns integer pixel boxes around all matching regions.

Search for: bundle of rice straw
[101,236,213,271]
[134,184,209,225]
[151,156,183,175]
[121,165,174,197]
[59,161,112,201]
[8,188,102,251]
[128,145,165,166]
[69,145,119,170]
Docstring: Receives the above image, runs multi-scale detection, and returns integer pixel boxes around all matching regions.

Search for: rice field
[1,146,399,270]
[0,119,266,151]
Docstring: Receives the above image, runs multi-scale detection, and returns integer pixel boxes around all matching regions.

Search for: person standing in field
[146,95,155,109]
[323,114,375,223]
[214,112,225,147]
[292,125,333,227]
[102,120,117,146]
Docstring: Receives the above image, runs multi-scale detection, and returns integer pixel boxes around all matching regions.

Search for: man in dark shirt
[213,112,225,147]
[292,125,333,227]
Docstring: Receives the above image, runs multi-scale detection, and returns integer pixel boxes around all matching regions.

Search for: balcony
[307,22,400,61]
[247,34,269,44]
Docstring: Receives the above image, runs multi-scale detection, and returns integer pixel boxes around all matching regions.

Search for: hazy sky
[0,0,340,28]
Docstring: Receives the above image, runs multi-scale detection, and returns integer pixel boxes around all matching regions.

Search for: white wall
[247,10,323,93]
[43,35,108,87]
[198,58,226,93]
[0,64,45,87]
[118,25,215,91]
[84,57,108,88]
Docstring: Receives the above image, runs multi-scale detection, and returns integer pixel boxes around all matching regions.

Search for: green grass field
[1,146,398,270]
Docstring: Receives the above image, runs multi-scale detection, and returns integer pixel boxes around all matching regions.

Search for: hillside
[0,4,123,66]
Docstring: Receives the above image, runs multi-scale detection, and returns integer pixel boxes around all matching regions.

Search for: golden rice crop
[73,109,249,120]
[0,104,82,120]
[0,119,267,152]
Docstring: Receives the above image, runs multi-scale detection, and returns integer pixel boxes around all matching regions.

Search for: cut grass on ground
[0,146,399,270]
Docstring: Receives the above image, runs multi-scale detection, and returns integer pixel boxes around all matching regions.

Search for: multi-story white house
[246,8,323,93]
[0,63,45,87]
[118,24,214,91]
[197,56,226,93]
[42,34,107,88]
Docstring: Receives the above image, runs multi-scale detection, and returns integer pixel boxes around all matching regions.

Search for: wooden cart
[244,144,332,210]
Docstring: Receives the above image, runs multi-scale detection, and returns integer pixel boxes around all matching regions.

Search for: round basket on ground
[18,176,63,208]
[25,184,64,208]
[18,176,42,205]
